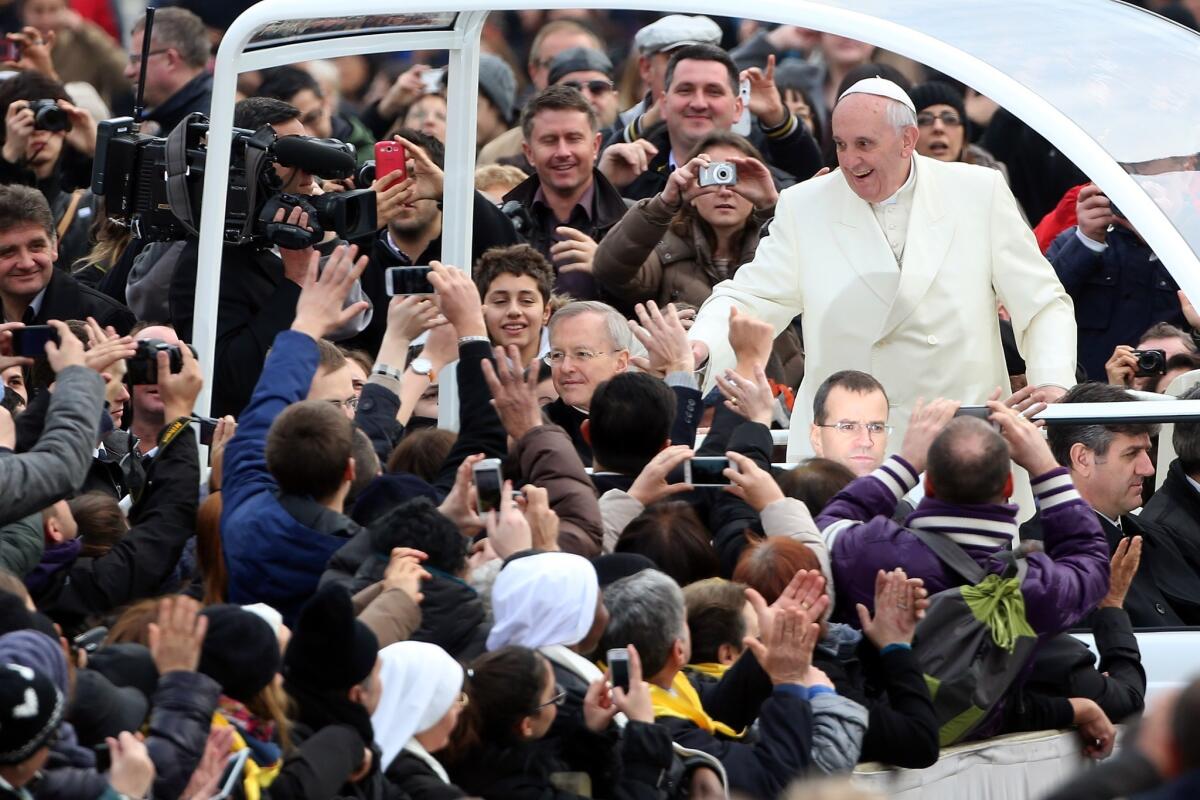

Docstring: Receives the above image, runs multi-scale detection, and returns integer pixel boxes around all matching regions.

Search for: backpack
[909,529,1038,746]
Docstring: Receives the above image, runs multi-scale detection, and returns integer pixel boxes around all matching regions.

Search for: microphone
[273,136,356,179]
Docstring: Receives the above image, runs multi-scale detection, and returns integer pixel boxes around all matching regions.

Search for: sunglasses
[561,79,614,95]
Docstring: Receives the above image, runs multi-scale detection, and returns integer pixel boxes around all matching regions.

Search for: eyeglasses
[532,684,567,711]
[916,111,963,128]
[128,48,171,66]
[326,396,359,411]
[544,349,616,366]
[561,79,615,95]
[815,421,893,437]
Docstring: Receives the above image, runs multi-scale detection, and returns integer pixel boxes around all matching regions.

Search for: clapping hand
[1099,535,1142,609]
[856,568,926,649]
[743,585,824,686]
[629,301,693,377]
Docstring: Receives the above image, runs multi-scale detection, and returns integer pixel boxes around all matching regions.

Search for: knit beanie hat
[0,663,64,765]
[0,631,67,697]
[907,80,966,122]
[478,54,517,125]
[198,605,282,704]
[283,584,378,691]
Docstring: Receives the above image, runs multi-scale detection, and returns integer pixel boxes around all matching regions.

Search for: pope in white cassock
[687,77,1078,461]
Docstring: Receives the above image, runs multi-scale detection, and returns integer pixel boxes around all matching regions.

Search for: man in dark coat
[1027,382,1200,626]
[125,8,212,135]
[1140,384,1200,555]
[0,185,134,332]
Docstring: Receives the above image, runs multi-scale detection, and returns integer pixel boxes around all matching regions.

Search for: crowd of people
[1,0,1200,798]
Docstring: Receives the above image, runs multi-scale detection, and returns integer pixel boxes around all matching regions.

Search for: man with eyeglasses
[810,370,892,477]
[123,8,211,136]
[548,47,619,128]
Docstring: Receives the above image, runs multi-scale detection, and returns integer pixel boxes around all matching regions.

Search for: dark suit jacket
[15,267,136,333]
[1023,509,1200,626]
[1139,460,1200,557]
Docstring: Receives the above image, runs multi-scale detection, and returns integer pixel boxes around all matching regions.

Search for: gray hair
[1047,382,1158,467]
[547,300,633,352]
[599,569,686,678]
[884,98,918,135]
[133,7,209,70]
[1174,384,1200,474]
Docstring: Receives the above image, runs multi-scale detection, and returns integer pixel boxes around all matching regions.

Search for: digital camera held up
[126,339,198,386]
[27,99,71,133]
[698,161,737,187]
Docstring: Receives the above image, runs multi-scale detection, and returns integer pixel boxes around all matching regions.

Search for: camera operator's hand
[3,28,59,81]
[291,243,371,340]
[1076,183,1114,245]
[44,320,86,373]
[660,154,711,211]
[373,173,413,229]
[107,731,156,800]
[723,450,784,512]
[376,294,444,369]
[60,100,96,156]
[1105,344,1138,388]
[275,205,317,285]
[598,140,657,190]
[428,261,487,339]
[0,322,33,373]
[725,155,779,210]
[157,342,202,421]
[421,321,459,374]
[2,100,35,165]
[628,445,694,507]
[740,53,788,129]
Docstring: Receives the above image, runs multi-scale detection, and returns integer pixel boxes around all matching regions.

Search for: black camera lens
[28,99,71,133]
[1133,348,1167,377]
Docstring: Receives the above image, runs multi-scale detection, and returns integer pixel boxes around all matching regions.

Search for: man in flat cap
[619,14,724,128]
[687,77,1077,460]
[547,47,619,127]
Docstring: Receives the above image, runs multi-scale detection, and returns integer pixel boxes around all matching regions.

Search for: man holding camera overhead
[687,77,1078,461]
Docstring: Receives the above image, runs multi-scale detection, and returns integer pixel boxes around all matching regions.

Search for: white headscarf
[485,552,599,652]
[371,642,464,772]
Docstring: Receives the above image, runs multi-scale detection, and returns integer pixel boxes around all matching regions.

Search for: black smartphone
[0,387,23,416]
[192,415,218,446]
[10,325,59,357]
[473,457,503,513]
[684,456,733,487]
[955,405,991,420]
[384,266,434,296]
[608,648,630,692]
[72,626,108,654]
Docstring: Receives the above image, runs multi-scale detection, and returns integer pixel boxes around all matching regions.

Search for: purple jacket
[817,456,1110,635]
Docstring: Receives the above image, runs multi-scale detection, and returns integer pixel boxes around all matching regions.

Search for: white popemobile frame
[190,0,1200,429]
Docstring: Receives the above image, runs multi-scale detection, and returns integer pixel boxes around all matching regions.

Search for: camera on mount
[126,339,198,385]
[91,112,377,248]
[28,99,71,133]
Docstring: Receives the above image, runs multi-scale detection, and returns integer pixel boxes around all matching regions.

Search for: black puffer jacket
[384,751,465,800]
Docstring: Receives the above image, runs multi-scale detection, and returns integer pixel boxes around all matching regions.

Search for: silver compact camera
[697,161,737,187]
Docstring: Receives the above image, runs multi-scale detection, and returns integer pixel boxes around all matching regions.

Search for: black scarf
[284,679,375,746]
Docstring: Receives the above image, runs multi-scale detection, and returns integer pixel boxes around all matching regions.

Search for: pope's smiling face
[831,93,919,203]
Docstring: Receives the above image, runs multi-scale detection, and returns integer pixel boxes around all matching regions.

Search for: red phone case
[375,141,407,186]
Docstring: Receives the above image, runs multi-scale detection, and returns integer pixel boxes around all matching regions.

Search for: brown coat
[593,195,805,388]
[352,583,422,648]
[511,424,604,558]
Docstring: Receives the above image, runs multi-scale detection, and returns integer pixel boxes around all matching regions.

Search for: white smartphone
[732,77,752,136]
[421,67,446,94]
[684,456,735,487]
[472,457,504,512]
[607,648,630,692]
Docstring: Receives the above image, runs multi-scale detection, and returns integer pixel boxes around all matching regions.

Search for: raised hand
[1076,183,1114,245]
[723,451,784,512]
[725,155,779,210]
[628,301,693,377]
[986,399,1058,477]
[1099,535,1142,609]
[727,307,773,379]
[609,643,655,724]
[481,345,543,440]
[383,546,431,603]
[157,340,202,421]
[742,603,821,686]
[44,320,86,373]
[715,365,774,425]
[428,261,487,338]
[107,731,156,800]
[438,453,486,535]
[148,595,208,674]
[740,53,787,127]
[520,484,560,552]
[599,140,658,190]
[291,244,371,340]
[898,397,960,473]
[485,480,533,559]
[627,444,694,507]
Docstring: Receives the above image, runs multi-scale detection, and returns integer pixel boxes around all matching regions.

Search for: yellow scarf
[685,662,730,680]
[649,671,742,738]
[211,713,283,800]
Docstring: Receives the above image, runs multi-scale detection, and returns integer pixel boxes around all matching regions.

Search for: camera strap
[164,113,202,238]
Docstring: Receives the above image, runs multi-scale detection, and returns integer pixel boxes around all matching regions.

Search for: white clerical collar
[873,157,917,207]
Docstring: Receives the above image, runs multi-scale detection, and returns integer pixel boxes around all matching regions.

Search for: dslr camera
[698,161,737,187]
[27,99,71,133]
[1132,348,1167,377]
[126,339,198,385]
[91,112,375,248]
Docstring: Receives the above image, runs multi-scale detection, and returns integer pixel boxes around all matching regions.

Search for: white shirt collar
[873,157,917,207]
[1096,510,1123,530]
[1187,474,1200,496]
[27,286,48,318]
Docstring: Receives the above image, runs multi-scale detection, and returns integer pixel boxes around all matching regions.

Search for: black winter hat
[907,80,967,122]
[198,606,281,704]
[283,585,378,691]
[0,663,64,765]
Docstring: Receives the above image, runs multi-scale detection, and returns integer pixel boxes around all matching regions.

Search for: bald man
[687,78,1077,461]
